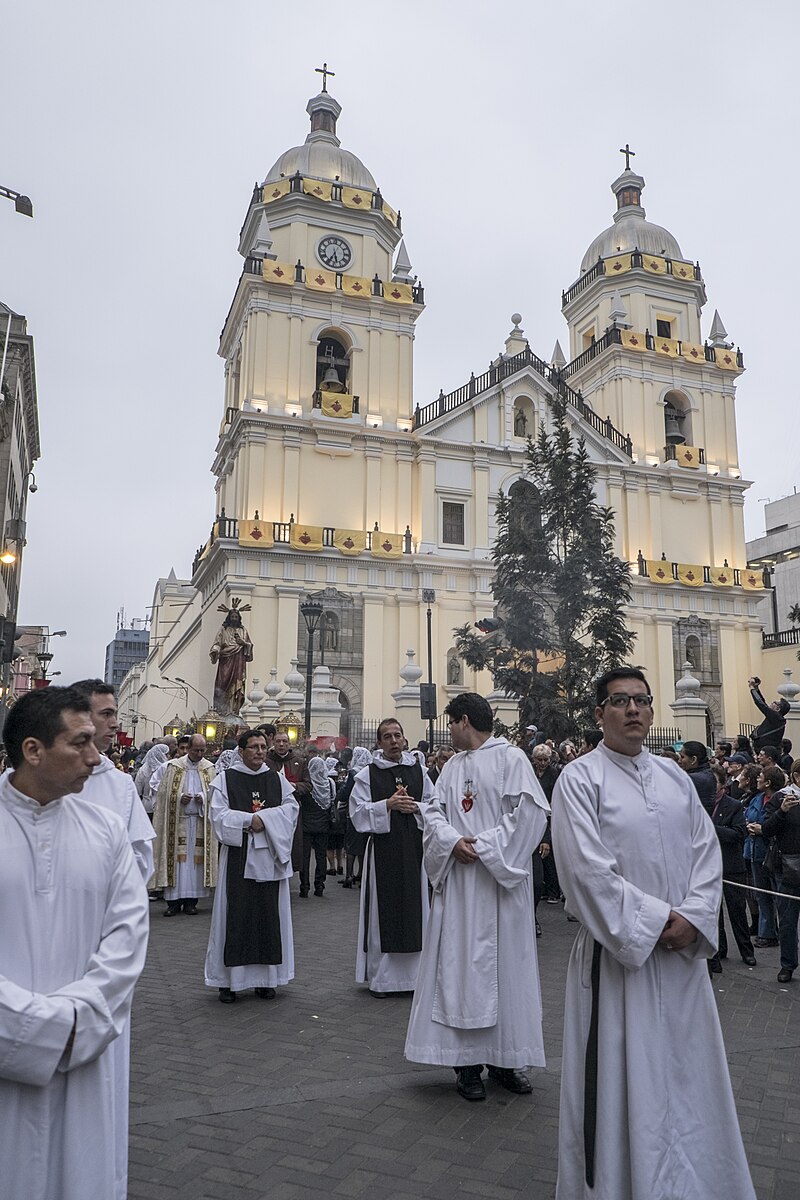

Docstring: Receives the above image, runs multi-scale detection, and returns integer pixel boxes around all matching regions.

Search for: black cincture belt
[584,939,602,1188]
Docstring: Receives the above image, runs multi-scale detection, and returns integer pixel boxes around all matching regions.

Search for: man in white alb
[152,733,217,914]
[205,729,298,1002]
[349,717,434,997]
[404,693,549,1100]
[68,679,155,1199]
[552,666,756,1200]
[69,679,155,880]
[0,687,149,1200]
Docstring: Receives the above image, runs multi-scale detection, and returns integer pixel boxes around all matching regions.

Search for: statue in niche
[447,653,463,686]
[209,597,254,715]
[322,612,339,652]
[514,407,528,437]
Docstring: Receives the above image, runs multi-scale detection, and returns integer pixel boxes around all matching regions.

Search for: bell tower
[560,156,743,495]
[213,77,424,528]
[557,153,754,730]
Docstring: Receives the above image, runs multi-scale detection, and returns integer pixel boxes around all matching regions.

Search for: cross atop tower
[619,143,636,170]
[315,62,335,93]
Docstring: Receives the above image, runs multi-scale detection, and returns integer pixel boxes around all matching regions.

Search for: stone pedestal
[258,668,282,722]
[239,678,264,725]
[309,664,344,739]
[669,662,709,745]
[391,649,426,746]
[279,658,305,717]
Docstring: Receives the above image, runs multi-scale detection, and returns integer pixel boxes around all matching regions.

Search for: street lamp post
[421,589,436,750]
[34,629,67,687]
[170,676,211,710]
[0,184,34,219]
[299,598,324,739]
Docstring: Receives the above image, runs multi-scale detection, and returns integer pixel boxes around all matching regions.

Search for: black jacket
[533,764,559,804]
[685,765,716,816]
[299,785,334,834]
[711,793,747,876]
[750,687,786,750]
[762,788,800,854]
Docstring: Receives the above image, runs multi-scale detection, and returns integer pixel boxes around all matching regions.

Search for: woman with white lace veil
[335,747,373,888]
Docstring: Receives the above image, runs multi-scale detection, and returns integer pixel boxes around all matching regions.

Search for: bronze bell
[320,364,345,393]
[664,406,686,445]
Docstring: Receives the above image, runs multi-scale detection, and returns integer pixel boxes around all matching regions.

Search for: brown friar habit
[223,768,284,967]
[364,761,424,954]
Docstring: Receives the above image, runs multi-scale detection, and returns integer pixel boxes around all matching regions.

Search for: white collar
[372,750,416,769]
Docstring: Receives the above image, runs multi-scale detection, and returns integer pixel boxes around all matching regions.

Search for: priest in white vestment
[205,729,298,1001]
[349,718,434,996]
[152,734,217,914]
[404,693,549,1102]
[552,667,756,1200]
[68,679,157,1200]
[0,687,149,1200]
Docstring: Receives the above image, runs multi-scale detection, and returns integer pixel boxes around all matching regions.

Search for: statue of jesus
[209,598,254,715]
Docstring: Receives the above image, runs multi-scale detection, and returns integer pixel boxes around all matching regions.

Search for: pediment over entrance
[415,361,633,468]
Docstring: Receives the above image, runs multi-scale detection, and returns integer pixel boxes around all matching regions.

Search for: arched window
[663,390,692,446]
[316,333,351,395]
[507,479,543,538]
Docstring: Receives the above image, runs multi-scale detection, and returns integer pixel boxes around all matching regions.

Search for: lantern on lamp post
[299,598,324,738]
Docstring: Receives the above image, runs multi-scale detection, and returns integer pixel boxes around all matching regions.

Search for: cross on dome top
[619,143,636,170]
[315,62,335,93]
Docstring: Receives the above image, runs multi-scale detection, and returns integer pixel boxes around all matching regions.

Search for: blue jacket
[743,791,770,863]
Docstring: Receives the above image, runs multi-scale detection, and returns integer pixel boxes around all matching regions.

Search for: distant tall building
[0,303,41,659]
[746,495,800,636]
[105,620,149,690]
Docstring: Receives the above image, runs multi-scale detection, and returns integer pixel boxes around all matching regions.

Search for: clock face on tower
[316,235,353,271]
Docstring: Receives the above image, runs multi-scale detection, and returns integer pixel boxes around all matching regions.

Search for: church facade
[120,82,767,745]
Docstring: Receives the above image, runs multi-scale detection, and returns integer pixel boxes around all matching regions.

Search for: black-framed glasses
[601,693,653,710]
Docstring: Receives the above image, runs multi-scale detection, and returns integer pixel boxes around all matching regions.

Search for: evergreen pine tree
[455,396,636,741]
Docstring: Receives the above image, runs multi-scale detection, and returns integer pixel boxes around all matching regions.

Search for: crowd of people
[6,667,791,1199]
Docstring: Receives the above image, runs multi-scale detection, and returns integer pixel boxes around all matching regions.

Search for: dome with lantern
[264,88,377,191]
[579,166,685,274]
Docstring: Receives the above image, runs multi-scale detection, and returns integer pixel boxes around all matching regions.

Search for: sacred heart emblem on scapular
[461,780,476,814]
[251,793,265,812]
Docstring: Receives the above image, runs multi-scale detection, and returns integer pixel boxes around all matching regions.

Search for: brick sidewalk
[129,879,800,1199]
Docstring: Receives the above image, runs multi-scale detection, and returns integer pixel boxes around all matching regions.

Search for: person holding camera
[748,676,790,751]
[760,760,800,982]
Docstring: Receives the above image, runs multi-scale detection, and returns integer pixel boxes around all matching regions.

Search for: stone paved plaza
[129,879,800,1200]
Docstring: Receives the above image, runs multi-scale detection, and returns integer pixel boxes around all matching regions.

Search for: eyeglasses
[601,693,653,710]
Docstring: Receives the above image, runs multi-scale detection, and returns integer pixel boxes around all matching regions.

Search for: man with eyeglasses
[551,667,755,1200]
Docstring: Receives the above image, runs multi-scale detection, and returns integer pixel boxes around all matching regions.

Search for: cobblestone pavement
[129,879,800,1200]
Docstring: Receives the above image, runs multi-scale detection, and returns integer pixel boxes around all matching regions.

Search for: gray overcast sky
[2,0,797,682]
